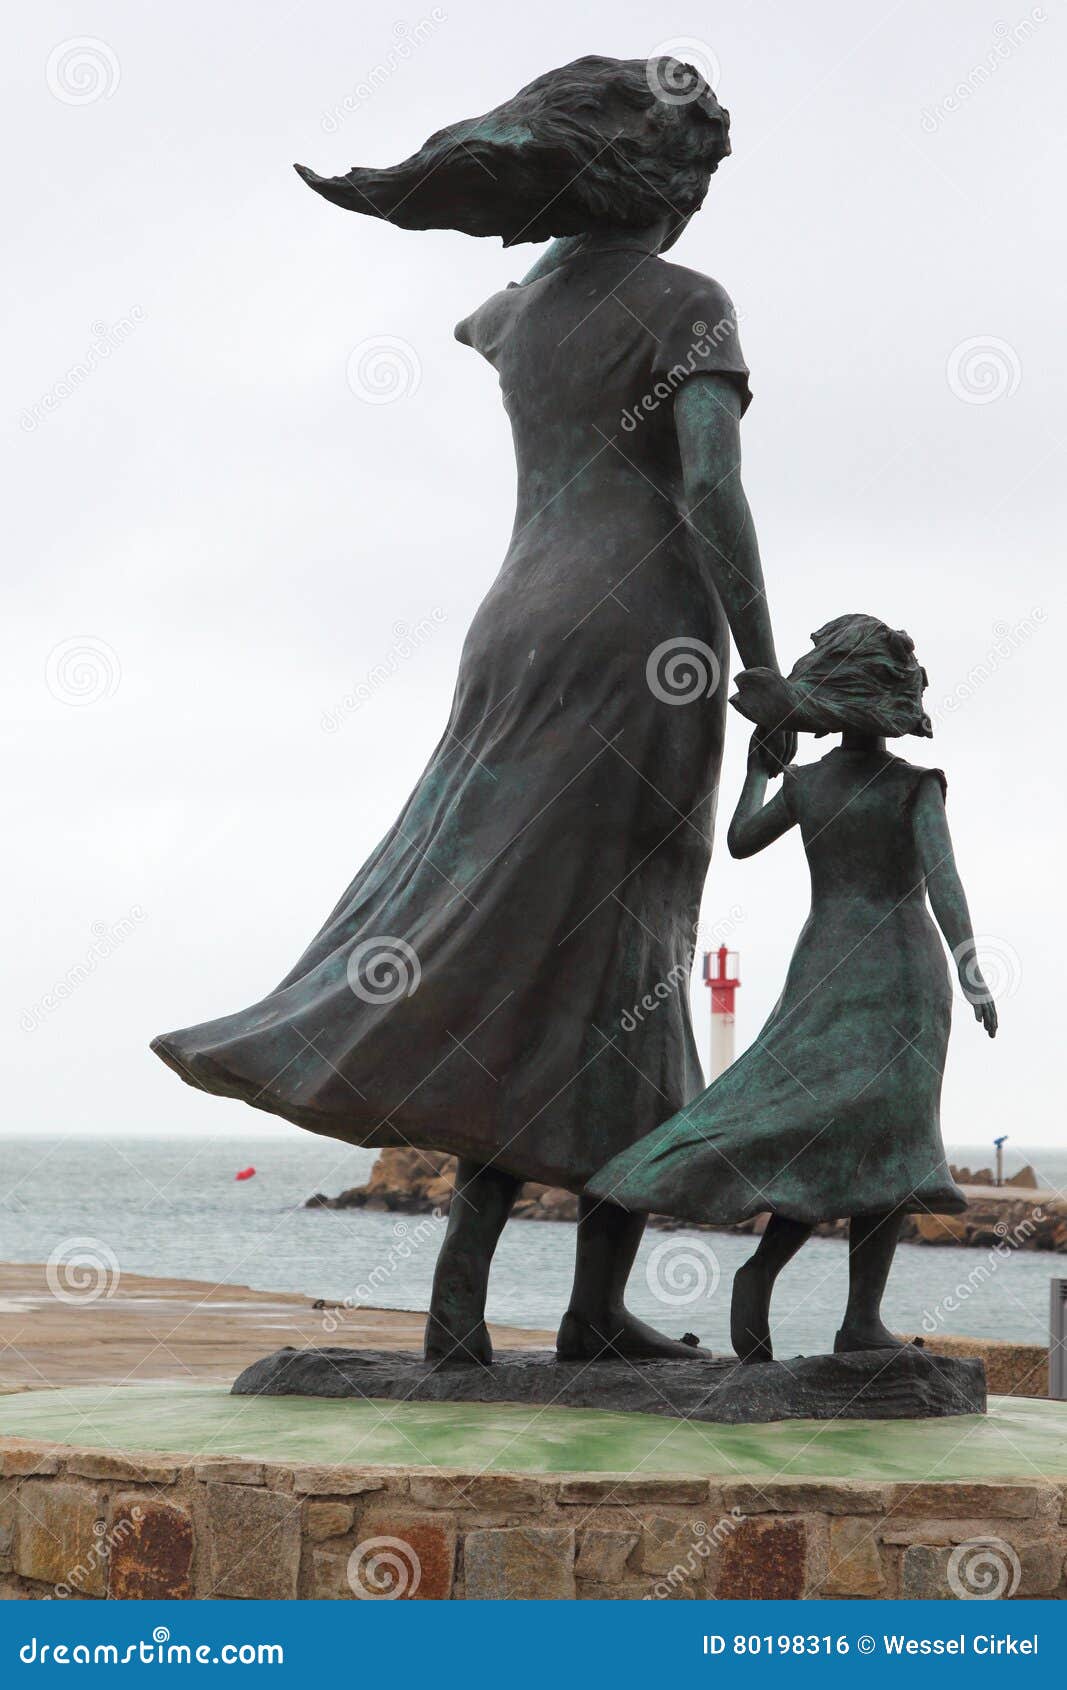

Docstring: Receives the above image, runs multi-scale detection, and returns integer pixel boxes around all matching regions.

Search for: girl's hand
[973,997,998,1037]
[956,949,998,1038]
[748,726,794,777]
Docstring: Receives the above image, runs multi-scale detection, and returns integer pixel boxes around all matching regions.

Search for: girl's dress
[588,749,966,1223]
[152,251,750,1190]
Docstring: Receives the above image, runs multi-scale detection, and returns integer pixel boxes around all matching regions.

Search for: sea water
[0,1135,1061,1357]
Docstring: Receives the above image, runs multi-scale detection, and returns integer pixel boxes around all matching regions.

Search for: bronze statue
[589,616,998,1362]
[151,55,796,1366]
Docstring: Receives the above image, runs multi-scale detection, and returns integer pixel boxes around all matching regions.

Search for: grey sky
[6,1,1064,1147]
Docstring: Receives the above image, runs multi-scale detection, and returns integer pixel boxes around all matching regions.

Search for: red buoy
[235,1166,256,1181]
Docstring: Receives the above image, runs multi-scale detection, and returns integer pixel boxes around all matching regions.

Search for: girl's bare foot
[833,1319,907,1354]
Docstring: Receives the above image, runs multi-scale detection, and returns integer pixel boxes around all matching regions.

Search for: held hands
[956,945,998,1039]
[748,725,797,778]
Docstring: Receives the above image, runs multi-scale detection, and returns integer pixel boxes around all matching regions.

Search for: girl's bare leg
[834,1209,906,1352]
[730,1215,813,1363]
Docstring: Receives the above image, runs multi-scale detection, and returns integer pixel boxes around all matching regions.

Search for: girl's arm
[912,777,998,1038]
[727,734,796,858]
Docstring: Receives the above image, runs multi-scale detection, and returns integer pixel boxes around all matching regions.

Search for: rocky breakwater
[307,1150,1065,1252]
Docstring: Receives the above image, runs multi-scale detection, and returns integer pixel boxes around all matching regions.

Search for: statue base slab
[231,1344,985,1423]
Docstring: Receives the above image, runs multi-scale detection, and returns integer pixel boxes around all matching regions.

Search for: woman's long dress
[152,251,751,1189]
[588,751,966,1221]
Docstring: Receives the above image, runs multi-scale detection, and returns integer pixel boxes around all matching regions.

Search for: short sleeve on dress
[904,765,948,811]
[650,271,751,415]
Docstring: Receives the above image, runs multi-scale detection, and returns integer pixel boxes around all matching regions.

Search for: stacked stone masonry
[1,1441,1064,1599]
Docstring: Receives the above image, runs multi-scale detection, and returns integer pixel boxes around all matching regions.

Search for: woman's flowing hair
[731,615,934,740]
[295,56,731,245]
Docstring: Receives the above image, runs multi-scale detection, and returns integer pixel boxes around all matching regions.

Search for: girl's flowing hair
[295,56,731,246]
[731,614,934,740]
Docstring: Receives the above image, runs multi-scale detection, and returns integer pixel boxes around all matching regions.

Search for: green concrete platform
[1,1385,1066,1479]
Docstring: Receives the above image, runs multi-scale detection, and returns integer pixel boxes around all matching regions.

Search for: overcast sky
[5,0,1064,1153]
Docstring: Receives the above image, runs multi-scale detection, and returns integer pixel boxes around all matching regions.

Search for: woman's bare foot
[833,1319,907,1354]
[556,1308,713,1362]
[730,1259,773,1364]
[424,1311,493,1368]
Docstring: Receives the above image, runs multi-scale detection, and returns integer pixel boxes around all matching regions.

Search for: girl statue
[588,615,998,1362]
[151,57,796,1365]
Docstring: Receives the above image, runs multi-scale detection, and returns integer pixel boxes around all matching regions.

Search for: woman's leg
[730,1214,813,1364]
[834,1209,906,1352]
[557,1196,716,1361]
[424,1159,520,1365]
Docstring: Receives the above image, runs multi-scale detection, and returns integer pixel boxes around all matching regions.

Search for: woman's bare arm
[913,778,997,1037]
[674,376,795,770]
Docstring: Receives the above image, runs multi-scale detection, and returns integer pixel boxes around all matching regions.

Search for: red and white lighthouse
[703,945,740,1080]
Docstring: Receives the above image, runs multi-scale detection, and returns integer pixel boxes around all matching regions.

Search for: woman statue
[152,56,795,1365]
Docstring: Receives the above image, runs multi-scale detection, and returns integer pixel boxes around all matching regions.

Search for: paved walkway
[0,1262,551,1391]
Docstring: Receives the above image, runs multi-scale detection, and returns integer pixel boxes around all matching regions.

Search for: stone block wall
[1,1440,1064,1600]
